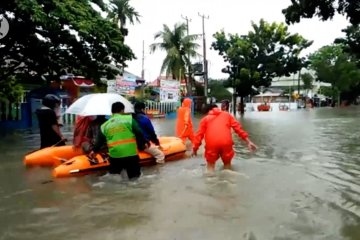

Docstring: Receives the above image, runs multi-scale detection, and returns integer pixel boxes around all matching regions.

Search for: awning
[60,75,95,87]
[73,78,95,87]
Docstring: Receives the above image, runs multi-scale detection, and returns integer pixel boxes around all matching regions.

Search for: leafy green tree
[318,86,334,98]
[0,76,23,120]
[107,0,140,37]
[283,0,360,25]
[212,19,312,114]
[335,25,360,63]
[0,0,135,85]
[309,45,360,105]
[150,23,200,96]
[208,79,232,102]
[301,72,314,94]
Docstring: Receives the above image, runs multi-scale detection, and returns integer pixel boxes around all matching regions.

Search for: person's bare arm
[52,124,64,139]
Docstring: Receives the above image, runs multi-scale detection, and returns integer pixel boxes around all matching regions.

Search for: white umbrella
[66,93,134,116]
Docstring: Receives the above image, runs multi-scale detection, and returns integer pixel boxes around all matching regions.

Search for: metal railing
[60,101,179,124]
[145,101,178,113]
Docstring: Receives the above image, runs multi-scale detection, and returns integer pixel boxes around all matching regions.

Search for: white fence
[245,102,299,112]
[145,101,178,113]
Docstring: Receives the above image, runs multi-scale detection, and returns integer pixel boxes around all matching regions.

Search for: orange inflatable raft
[53,136,187,178]
[24,146,83,167]
[24,137,186,169]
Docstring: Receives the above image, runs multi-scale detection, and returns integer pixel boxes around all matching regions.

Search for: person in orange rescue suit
[176,98,194,144]
[192,104,257,173]
[221,99,230,112]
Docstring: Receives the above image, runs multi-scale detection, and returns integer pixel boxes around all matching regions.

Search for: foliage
[212,19,312,98]
[335,25,360,63]
[107,0,140,37]
[309,45,360,103]
[0,0,135,85]
[150,23,200,95]
[283,0,360,25]
[92,82,107,93]
[0,76,24,102]
[208,80,232,101]
[318,86,334,98]
[301,72,314,91]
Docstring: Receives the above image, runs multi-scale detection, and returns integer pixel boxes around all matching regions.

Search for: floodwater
[1,107,360,240]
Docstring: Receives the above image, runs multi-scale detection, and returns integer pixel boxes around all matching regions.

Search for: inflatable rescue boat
[24,136,186,168]
[53,136,187,178]
[24,146,83,167]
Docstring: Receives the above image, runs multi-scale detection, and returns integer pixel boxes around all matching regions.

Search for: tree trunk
[0,102,6,121]
[186,76,192,96]
[232,93,236,116]
[7,101,13,120]
[239,96,245,115]
[15,102,19,121]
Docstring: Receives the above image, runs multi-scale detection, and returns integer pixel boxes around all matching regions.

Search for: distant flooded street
[1,107,360,240]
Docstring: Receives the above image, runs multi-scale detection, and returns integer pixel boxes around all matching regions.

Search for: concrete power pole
[198,13,209,99]
[141,40,145,80]
[181,15,192,96]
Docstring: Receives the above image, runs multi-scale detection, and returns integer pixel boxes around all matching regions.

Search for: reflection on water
[1,107,360,239]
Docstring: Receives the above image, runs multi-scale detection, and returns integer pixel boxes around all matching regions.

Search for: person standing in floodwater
[176,98,195,145]
[221,99,230,112]
[36,94,66,149]
[90,102,147,180]
[192,104,257,173]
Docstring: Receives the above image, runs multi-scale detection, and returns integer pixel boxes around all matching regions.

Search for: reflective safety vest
[101,114,137,158]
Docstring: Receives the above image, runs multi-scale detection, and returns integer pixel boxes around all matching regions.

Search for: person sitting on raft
[90,102,148,180]
[73,116,108,154]
[73,116,93,149]
[85,116,107,152]
[192,104,258,173]
[133,102,165,164]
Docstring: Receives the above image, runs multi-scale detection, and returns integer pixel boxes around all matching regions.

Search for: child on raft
[192,104,257,173]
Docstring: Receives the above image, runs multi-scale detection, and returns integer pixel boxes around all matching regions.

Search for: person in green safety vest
[90,102,148,180]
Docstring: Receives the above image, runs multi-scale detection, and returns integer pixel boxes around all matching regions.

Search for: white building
[270,68,331,98]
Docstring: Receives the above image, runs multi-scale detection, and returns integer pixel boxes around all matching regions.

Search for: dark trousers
[108,155,141,180]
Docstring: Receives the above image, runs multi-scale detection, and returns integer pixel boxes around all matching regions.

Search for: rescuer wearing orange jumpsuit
[176,98,195,144]
[192,104,257,173]
[221,99,230,112]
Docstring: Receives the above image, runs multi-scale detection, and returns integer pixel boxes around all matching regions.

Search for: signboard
[107,79,136,96]
[160,79,180,102]
[107,80,117,93]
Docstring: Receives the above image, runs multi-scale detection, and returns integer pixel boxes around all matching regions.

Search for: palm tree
[108,0,140,36]
[150,23,200,95]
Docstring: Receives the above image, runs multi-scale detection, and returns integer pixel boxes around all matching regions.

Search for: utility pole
[198,13,209,99]
[141,40,145,80]
[181,15,192,96]
[297,68,301,108]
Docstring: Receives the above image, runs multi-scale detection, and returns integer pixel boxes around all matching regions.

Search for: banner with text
[160,79,180,102]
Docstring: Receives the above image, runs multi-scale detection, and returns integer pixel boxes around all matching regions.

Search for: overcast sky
[123,0,349,81]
